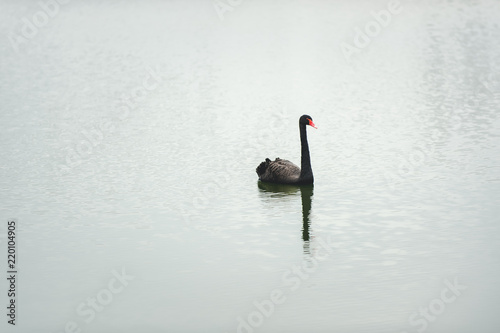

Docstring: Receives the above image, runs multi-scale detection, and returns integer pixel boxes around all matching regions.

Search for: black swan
[256,115,317,185]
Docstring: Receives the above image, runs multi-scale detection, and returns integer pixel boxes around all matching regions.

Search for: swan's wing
[270,158,301,173]
[258,158,301,183]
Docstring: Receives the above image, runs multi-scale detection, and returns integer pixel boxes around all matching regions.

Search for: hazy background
[1,0,499,332]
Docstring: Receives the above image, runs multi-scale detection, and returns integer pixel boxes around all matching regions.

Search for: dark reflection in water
[299,185,313,241]
[257,182,314,242]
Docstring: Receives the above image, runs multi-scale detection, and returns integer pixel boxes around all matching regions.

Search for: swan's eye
[307,119,317,129]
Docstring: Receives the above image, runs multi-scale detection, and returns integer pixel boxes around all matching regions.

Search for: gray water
[1,1,500,332]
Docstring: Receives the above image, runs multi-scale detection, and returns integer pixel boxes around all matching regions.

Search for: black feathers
[256,158,301,184]
[255,115,316,185]
[256,158,271,177]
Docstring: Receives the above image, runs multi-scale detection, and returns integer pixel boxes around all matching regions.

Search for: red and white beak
[308,118,317,129]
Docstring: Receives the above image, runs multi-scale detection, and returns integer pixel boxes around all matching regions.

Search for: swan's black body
[256,115,315,185]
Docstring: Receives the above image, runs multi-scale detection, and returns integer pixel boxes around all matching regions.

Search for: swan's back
[256,158,301,184]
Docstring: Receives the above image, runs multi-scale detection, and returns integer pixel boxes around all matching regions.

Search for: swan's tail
[256,158,271,177]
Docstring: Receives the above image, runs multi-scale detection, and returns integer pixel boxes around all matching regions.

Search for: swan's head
[300,115,317,129]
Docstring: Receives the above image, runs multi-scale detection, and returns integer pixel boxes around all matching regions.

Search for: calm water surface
[1,1,499,332]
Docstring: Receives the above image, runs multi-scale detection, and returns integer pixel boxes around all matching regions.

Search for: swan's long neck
[299,123,313,181]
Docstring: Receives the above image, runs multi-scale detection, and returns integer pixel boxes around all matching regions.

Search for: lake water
[1,1,499,332]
